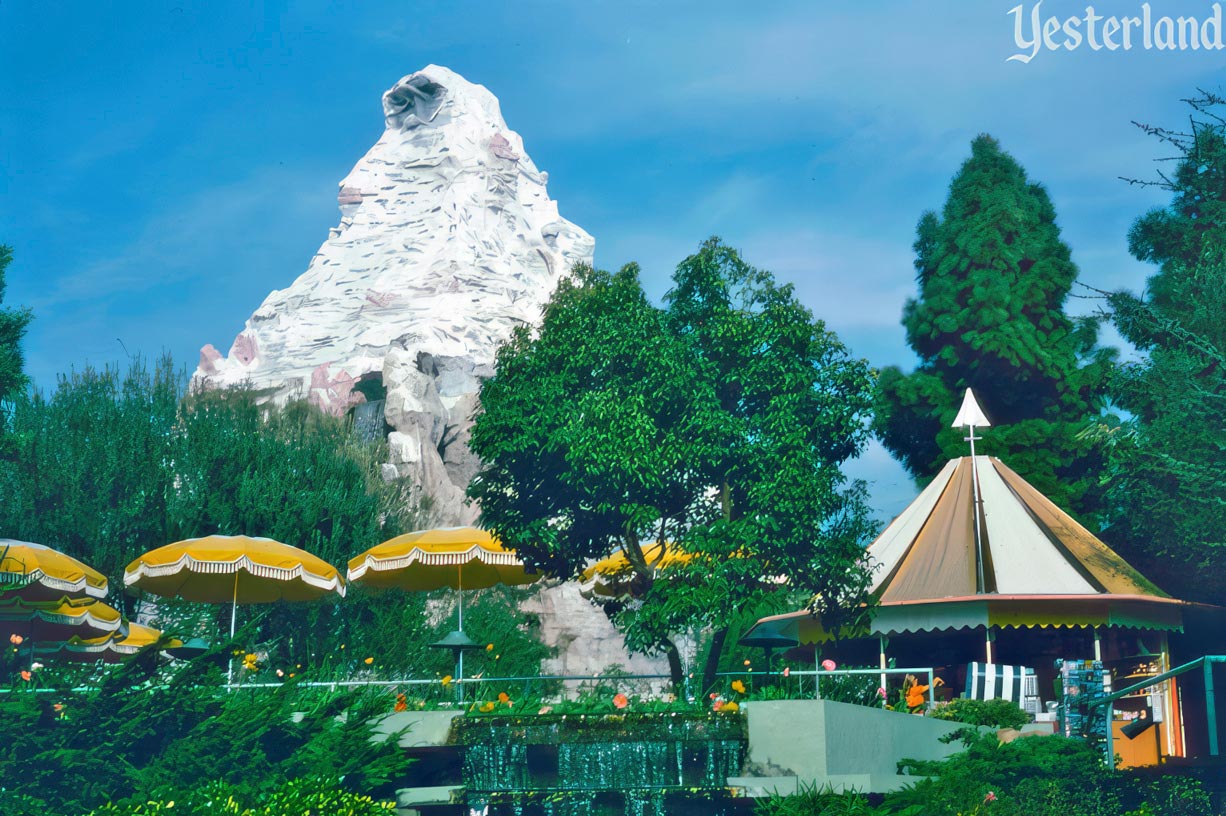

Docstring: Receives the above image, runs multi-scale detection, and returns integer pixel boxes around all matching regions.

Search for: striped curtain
[966,662,1039,713]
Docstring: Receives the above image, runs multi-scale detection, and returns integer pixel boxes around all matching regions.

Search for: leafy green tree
[0,245,34,458]
[1097,92,1226,602]
[0,356,180,596]
[469,239,877,689]
[874,135,1113,521]
[0,353,550,674]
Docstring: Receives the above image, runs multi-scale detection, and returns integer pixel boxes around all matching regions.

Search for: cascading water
[453,714,747,816]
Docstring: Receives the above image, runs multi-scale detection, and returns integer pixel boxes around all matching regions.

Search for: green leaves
[1101,93,1226,603]
[876,135,1113,523]
[470,239,877,687]
[0,245,33,459]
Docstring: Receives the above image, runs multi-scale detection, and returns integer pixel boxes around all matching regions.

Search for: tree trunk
[664,638,685,690]
[701,626,729,693]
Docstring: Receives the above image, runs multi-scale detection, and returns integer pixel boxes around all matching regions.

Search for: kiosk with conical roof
[745,390,1218,765]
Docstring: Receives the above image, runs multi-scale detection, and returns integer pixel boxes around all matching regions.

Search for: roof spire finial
[952,387,991,432]
[952,388,990,595]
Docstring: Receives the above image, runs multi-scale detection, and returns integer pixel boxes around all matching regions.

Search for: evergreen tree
[874,135,1112,519]
[0,245,33,458]
[1099,92,1226,602]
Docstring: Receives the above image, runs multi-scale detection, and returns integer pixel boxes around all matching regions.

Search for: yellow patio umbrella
[0,596,127,644]
[0,539,108,601]
[123,535,346,642]
[578,541,692,600]
[348,526,539,594]
[37,622,182,664]
[348,527,540,691]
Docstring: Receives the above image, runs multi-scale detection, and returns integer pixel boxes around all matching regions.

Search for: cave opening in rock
[351,372,390,442]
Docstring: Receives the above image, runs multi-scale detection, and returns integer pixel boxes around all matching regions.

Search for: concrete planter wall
[736,699,979,794]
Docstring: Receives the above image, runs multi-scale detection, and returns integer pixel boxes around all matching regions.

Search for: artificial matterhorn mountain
[194,65,594,524]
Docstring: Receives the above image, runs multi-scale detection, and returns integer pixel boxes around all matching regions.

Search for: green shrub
[755,782,883,815]
[928,698,1028,730]
[87,778,394,816]
[256,777,394,815]
[0,646,410,815]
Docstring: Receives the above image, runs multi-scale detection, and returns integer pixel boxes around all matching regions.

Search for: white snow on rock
[194,65,594,524]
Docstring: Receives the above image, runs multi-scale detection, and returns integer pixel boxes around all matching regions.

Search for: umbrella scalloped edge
[0,570,108,598]
[348,544,522,581]
[125,554,345,596]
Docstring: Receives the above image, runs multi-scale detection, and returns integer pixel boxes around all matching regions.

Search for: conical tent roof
[747,455,1188,643]
[868,456,1167,602]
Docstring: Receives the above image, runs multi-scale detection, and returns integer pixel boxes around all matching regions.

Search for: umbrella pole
[227,572,239,687]
[457,566,464,702]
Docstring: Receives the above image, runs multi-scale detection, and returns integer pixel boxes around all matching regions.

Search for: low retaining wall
[737,699,979,793]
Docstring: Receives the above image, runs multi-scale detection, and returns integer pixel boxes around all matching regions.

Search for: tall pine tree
[1100,92,1226,602]
[874,136,1112,519]
[0,245,33,458]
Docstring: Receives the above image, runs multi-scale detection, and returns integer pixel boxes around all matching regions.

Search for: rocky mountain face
[195,67,671,678]
[195,65,594,525]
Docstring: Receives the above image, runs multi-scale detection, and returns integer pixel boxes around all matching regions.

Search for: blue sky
[3,1,1224,519]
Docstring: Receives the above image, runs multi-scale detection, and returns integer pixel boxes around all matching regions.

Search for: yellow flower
[364,656,374,665]
[486,642,494,651]
[731,680,746,694]
[441,675,453,687]
[722,701,739,712]
[479,701,496,713]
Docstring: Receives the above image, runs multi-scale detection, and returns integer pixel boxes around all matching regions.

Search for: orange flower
[364,656,374,665]
[479,701,496,713]
[394,694,408,713]
[613,693,629,709]
[20,670,31,681]
[9,634,22,645]
[498,692,511,705]
[731,680,746,694]
[905,684,929,709]
[486,643,494,651]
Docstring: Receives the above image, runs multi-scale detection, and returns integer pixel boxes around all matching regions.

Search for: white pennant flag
[952,388,991,428]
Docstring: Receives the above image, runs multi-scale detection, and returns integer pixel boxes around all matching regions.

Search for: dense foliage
[85,778,395,816]
[0,356,411,583]
[1097,92,1226,602]
[928,698,1029,730]
[757,732,1215,816]
[0,646,409,815]
[0,355,549,676]
[874,136,1112,522]
[469,239,877,688]
[0,245,33,458]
